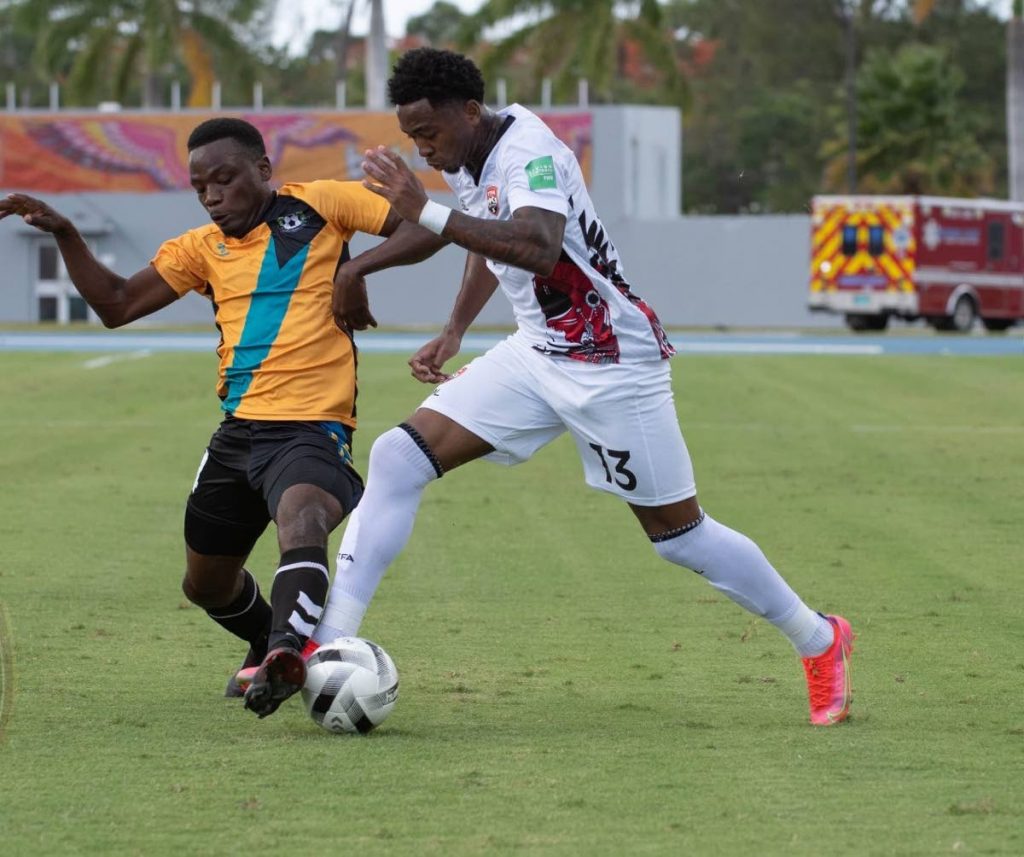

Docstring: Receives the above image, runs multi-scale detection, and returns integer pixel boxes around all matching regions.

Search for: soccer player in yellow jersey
[0,118,444,718]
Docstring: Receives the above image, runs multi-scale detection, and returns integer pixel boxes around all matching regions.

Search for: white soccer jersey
[443,104,675,364]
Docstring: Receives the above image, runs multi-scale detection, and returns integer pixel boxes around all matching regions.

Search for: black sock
[206,569,272,657]
[268,547,329,651]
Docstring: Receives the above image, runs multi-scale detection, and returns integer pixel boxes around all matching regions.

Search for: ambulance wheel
[948,296,978,333]
[981,318,1015,333]
[844,313,889,332]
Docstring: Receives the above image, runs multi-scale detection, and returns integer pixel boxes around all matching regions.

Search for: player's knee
[367,427,409,471]
[181,573,213,608]
[181,571,235,610]
[650,514,711,573]
[277,506,332,551]
[367,426,438,489]
[653,537,697,572]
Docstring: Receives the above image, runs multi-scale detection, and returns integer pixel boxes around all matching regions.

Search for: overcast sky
[272,0,484,51]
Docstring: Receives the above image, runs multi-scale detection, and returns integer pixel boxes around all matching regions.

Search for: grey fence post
[212,81,222,110]
[336,80,347,110]
[5,83,14,111]
[49,82,59,110]
[171,80,181,111]
[253,81,263,110]
[496,78,507,108]
[578,79,588,108]
[541,78,552,108]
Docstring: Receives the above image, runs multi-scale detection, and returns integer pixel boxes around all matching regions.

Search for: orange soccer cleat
[801,614,854,726]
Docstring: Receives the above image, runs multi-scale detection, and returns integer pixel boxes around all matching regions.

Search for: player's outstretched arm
[332,216,449,331]
[409,252,498,384]
[0,193,177,327]
[361,147,565,276]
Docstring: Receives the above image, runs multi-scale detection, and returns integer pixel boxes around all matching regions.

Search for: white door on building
[34,241,98,324]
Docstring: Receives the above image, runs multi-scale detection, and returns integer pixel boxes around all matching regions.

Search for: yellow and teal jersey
[152,181,389,427]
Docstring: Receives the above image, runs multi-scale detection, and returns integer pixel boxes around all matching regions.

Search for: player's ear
[464,100,482,126]
[257,155,272,182]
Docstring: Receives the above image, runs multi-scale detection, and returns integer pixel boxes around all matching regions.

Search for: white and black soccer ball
[301,637,399,734]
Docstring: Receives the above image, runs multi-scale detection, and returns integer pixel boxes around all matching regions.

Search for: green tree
[822,42,995,194]
[261,31,368,109]
[0,0,45,106]
[669,0,849,211]
[457,0,686,106]
[12,0,274,108]
[667,0,1007,210]
[912,0,1008,192]
[406,1,469,47]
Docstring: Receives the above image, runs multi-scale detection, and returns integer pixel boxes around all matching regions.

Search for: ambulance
[808,195,1024,332]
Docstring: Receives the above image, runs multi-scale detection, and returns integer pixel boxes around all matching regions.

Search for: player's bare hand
[409,330,462,384]
[332,266,377,332]
[361,147,429,224]
[0,193,72,235]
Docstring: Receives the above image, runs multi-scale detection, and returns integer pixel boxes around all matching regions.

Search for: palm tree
[821,43,994,196]
[833,0,944,192]
[332,0,358,95]
[13,0,271,108]
[365,0,388,108]
[457,0,686,106]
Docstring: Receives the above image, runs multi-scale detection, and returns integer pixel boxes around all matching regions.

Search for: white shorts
[420,334,696,506]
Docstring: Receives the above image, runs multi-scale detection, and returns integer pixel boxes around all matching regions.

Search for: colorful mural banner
[0,111,592,193]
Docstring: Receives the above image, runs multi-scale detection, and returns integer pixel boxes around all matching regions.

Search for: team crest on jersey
[486,185,499,216]
[276,211,307,232]
[215,242,229,257]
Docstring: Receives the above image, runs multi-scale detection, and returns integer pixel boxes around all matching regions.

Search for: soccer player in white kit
[307,48,855,726]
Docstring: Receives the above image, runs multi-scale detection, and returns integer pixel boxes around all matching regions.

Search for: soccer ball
[301,637,399,734]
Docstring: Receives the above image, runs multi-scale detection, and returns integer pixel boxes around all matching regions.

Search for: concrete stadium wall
[0,103,839,329]
[0,200,833,330]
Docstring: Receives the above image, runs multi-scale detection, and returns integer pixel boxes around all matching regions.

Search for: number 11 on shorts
[588,443,638,491]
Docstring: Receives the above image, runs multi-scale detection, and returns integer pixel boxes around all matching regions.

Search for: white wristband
[418,199,452,235]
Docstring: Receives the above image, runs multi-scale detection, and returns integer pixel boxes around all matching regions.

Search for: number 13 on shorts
[588,443,638,491]
[574,420,696,506]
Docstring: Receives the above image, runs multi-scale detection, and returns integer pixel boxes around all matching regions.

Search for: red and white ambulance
[808,195,1024,332]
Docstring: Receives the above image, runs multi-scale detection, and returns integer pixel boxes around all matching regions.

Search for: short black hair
[187,118,266,157]
[388,48,485,108]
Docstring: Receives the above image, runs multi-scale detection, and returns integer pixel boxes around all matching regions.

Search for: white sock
[652,512,833,657]
[312,425,441,645]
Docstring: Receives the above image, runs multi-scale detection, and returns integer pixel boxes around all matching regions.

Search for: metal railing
[3,77,593,112]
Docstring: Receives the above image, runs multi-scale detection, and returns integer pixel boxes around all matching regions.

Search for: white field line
[677,342,883,355]
[680,422,1023,434]
[0,601,13,745]
[81,349,153,369]
[850,424,1024,434]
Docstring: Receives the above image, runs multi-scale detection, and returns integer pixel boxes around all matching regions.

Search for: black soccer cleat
[242,646,307,718]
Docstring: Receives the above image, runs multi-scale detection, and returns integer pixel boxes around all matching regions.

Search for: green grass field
[0,348,1021,856]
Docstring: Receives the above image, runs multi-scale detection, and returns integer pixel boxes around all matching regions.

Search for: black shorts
[184,417,364,557]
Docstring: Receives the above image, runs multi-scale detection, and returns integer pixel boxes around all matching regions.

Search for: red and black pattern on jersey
[578,211,675,360]
[614,283,675,359]
[533,258,620,364]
